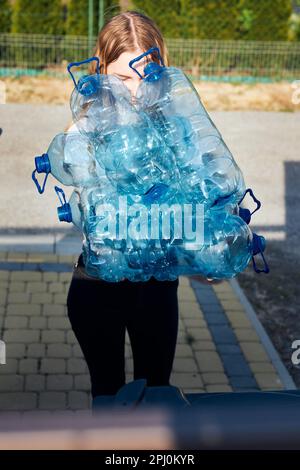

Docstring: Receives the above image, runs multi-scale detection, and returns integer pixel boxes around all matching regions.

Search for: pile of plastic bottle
[32,47,269,282]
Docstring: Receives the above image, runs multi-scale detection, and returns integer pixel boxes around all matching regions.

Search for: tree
[297,19,300,40]
[12,0,64,35]
[131,0,181,38]
[237,0,292,41]
[66,0,120,36]
[185,0,240,40]
[0,0,12,32]
[133,0,293,41]
[132,0,240,39]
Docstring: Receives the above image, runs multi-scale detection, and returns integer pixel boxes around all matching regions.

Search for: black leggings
[67,254,179,398]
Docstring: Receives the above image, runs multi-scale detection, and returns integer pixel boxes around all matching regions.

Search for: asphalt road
[0,104,299,250]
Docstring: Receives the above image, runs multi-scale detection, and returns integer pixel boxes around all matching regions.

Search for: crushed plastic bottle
[33,49,269,281]
[134,49,246,208]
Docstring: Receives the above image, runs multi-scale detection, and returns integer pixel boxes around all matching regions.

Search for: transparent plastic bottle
[32,132,101,193]
[95,118,179,196]
[174,211,268,278]
[133,51,246,208]
[68,57,134,144]
[49,51,269,282]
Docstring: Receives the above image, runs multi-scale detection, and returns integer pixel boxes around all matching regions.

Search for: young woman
[66,10,180,406]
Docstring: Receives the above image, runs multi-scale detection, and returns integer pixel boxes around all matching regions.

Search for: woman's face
[106,48,149,103]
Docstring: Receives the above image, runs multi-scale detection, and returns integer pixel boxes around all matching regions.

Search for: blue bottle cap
[77,75,99,96]
[35,154,51,173]
[143,62,164,82]
[129,47,165,80]
[57,203,72,223]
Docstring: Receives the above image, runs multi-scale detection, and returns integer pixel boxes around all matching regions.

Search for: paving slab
[0,252,295,413]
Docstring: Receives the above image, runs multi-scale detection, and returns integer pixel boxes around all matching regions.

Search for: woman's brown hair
[88,9,170,75]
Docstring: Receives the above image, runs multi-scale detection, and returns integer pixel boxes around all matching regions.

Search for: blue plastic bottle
[69,56,180,199]
[94,118,180,196]
[68,57,134,143]
[32,132,101,194]
[131,48,246,208]
[174,211,268,278]
[48,51,270,282]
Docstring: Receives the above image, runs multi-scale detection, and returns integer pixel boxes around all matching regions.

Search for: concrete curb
[230,278,296,390]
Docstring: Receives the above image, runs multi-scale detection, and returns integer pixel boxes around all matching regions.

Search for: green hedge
[0,0,12,33]
[12,0,64,35]
[132,0,294,41]
[66,0,120,36]
[238,0,292,40]
[1,0,297,41]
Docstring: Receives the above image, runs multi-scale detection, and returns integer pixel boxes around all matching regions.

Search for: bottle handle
[238,187,261,216]
[252,251,270,274]
[129,46,165,79]
[32,170,49,195]
[55,186,72,223]
[55,185,68,206]
[251,233,269,273]
[67,57,101,89]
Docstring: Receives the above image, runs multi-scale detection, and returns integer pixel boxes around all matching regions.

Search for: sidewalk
[0,250,295,415]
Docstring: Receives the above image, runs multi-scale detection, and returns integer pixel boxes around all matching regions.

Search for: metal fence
[0,33,300,82]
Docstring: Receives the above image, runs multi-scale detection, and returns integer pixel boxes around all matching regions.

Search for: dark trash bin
[92,379,190,412]
[92,379,300,413]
